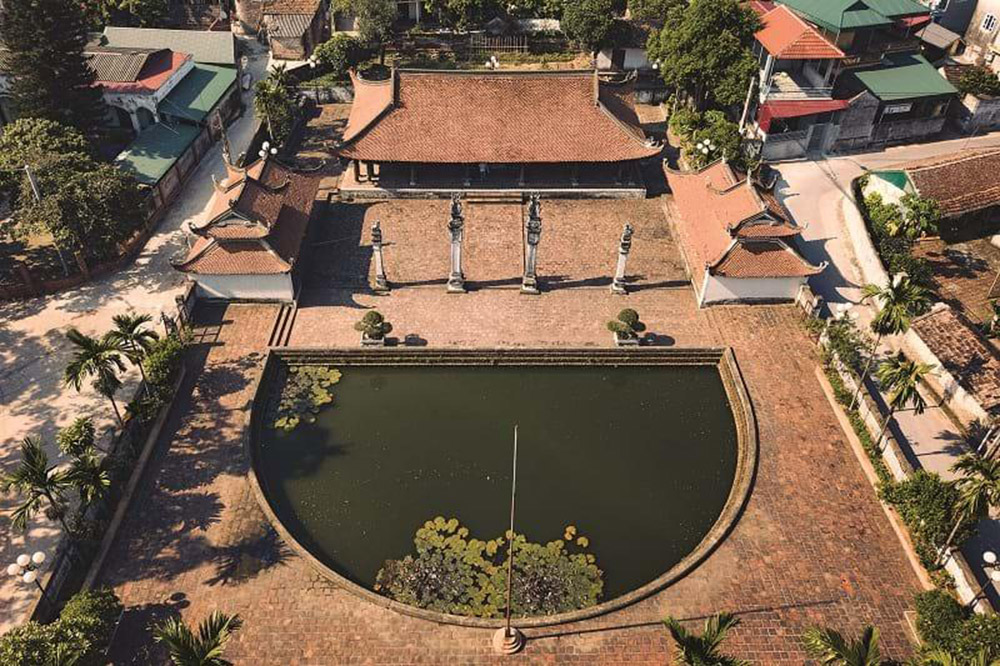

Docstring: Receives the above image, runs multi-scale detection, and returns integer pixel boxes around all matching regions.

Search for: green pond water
[254,364,739,603]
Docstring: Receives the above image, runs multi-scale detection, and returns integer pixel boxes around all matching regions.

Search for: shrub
[354,310,392,339]
[952,613,1000,658]
[880,471,972,566]
[860,192,935,292]
[313,34,363,79]
[142,332,185,400]
[607,308,643,339]
[668,107,701,139]
[0,588,122,665]
[957,65,1000,98]
[823,317,871,377]
[914,589,966,648]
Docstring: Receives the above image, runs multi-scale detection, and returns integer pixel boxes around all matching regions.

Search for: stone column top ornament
[620,223,634,253]
[450,193,464,223]
[528,194,541,222]
[525,196,542,247]
[371,220,383,246]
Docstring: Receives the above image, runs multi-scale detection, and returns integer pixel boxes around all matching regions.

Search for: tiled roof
[263,0,322,14]
[337,70,662,164]
[912,304,1000,415]
[175,158,320,275]
[665,160,821,279]
[103,27,236,65]
[266,13,314,37]
[755,5,844,59]
[904,149,1000,218]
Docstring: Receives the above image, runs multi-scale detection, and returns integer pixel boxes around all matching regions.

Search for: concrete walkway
[0,39,269,632]
[778,135,1000,609]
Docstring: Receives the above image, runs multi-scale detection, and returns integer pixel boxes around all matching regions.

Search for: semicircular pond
[252,357,741,619]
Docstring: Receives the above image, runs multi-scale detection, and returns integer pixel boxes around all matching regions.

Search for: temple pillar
[365,161,375,181]
[611,222,634,295]
[409,164,417,187]
[517,164,526,187]
[372,220,389,292]
[447,194,466,293]
[570,163,579,187]
[521,194,542,295]
[463,164,472,187]
[353,160,361,182]
[128,111,142,133]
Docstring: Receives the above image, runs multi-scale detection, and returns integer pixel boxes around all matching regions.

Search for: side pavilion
[334,69,662,197]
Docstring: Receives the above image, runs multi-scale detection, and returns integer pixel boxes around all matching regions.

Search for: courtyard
[93,193,924,663]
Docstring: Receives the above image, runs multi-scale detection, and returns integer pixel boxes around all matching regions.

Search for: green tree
[153,611,243,666]
[849,274,931,410]
[0,118,91,199]
[956,65,1000,98]
[561,0,616,56]
[686,110,747,170]
[628,0,686,23]
[64,329,128,426]
[506,0,564,19]
[313,34,364,79]
[1,437,73,533]
[802,625,883,666]
[108,312,159,390]
[0,0,107,135]
[254,66,297,145]
[57,417,99,458]
[921,647,1000,666]
[662,612,748,666]
[939,454,1000,561]
[899,194,940,240]
[646,0,760,109]
[351,0,396,63]
[425,0,499,30]
[67,451,110,507]
[116,0,169,25]
[873,352,932,450]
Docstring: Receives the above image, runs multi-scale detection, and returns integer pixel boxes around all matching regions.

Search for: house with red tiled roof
[262,0,329,60]
[665,160,824,306]
[336,69,662,195]
[173,156,320,301]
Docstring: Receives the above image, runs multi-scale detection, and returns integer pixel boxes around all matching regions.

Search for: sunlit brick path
[98,291,921,664]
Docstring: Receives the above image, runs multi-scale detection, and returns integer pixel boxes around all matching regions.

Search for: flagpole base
[492,627,525,655]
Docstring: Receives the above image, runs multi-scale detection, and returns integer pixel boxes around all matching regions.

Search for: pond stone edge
[243,347,759,629]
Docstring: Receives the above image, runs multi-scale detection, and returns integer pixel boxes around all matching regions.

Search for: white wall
[596,47,651,71]
[194,273,294,301]
[701,273,805,305]
[862,172,913,207]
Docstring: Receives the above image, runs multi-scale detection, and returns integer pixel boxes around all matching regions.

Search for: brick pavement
[97,198,923,664]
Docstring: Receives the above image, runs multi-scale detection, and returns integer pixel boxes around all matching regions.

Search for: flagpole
[492,425,525,655]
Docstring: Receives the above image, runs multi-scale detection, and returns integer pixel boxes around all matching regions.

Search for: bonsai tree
[606,308,643,340]
[354,310,393,340]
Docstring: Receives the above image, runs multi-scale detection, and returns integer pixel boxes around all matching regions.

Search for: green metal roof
[162,63,237,123]
[778,0,892,32]
[863,0,928,18]
[115,122,201,185]
[872,170,912,190]
[849,53,957,101]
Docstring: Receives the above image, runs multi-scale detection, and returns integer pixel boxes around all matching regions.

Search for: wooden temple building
[334,69,662,197]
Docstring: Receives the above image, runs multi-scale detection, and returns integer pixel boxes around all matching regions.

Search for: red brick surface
[98,198,923,664]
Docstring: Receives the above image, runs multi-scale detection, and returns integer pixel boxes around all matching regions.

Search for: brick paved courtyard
[97,197,924,664]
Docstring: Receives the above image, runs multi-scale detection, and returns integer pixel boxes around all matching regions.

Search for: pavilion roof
[336,69,662,164]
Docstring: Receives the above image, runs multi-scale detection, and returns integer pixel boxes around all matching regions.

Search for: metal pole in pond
[492,425,525,655]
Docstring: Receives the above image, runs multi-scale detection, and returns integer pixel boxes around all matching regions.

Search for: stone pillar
[570,163,579,187]
[611,222,634,295]
[521,194,542,295]
[353,160,361,182]
[409,164,417,187]
[462,164,472,187]
[128,111,142,133]
[447,194,466,293]
[371,220,389,292]
[365,162,375,181]
[517,164,526,187]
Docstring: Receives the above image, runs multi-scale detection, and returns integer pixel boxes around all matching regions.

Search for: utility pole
[24,164,70,277]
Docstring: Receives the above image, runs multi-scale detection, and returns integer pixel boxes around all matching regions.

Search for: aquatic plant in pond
[268,365,341,431]
[375,516,603,618]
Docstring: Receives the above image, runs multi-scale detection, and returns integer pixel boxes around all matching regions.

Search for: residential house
[336,69,661,196]
[665,159,825,306]
[262,0,329,60]
[102,26,239,68]
[863,149,1000,239]
[173,156,320,301]
[962,0,1000,70]
[746,0,958,155]
[941,62,1000,132]
[916,20,963,62]
[920,0,977,36]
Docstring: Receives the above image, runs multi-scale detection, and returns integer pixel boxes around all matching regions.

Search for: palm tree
[938,453,1000,563]
[64,328,128,426]
[921,647,999,666]
[0,437,73,533]
[108,312,159,390]
[663,612,749,666]
[850,274,931,411]
[802,625,882,666]
[57,416,98,458]
[873,352,933,451]
[254,65,294,145]
[67,451,110,507]
[154,611,243,666]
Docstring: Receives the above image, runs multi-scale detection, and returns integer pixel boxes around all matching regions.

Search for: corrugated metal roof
[778,0,893,32]
[115,122,201,185]
[265,13,314,37]
[85,47,161,83]
[918,21,961,50]
[848,52,957,101]
[162,63,237,122]
[103,27,236,65]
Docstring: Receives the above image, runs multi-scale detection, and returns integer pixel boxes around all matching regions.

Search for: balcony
[762,71,833,101]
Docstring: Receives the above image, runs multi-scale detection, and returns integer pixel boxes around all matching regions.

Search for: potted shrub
[355,310,392,346]
[607,308,642,346]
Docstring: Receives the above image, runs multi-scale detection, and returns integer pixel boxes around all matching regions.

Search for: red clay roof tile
[755,5,844,59]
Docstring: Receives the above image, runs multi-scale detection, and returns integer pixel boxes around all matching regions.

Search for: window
[982,13,997,32]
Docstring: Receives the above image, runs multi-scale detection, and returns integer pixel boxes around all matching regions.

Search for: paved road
[778,134,1000,609]
[0,40,269,632]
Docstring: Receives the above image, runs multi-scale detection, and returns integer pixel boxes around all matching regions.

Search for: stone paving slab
[97,296,923,664]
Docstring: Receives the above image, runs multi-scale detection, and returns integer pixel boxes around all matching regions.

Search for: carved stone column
[611,222,634,295]
[521,194,542,295]
[447,194,466,293]
[371,220,389,292]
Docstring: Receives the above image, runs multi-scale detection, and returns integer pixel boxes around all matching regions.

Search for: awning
[758,99,851,132]
[896,15,932,30]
